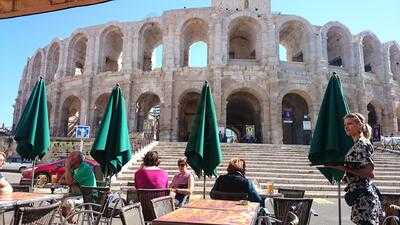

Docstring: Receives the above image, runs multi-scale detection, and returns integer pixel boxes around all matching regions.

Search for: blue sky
[0,0,399,128]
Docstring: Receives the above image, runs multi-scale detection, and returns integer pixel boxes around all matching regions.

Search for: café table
[153,199,260,225]
[0,192,65,225]
[0,192,64,210]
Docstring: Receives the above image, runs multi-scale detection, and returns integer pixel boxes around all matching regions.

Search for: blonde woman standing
[327,113,383,225]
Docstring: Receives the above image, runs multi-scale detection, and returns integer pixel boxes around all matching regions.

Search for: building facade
[13,0,400,144]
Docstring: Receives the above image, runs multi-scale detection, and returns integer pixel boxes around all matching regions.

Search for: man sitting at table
[210,158,264,207]
[0,151,13,193]
[61,151,97,193]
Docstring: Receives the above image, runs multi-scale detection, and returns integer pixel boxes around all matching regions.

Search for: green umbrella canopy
[14,77,50,160]
[308,74,353,184]
[185,81,222,177]
[90,84,132,177]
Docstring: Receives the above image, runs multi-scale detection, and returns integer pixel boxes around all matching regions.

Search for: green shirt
[73,162,97,187]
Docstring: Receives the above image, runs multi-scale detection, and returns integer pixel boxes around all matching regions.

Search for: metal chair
[79,186,110,212]
[273,198,313,225]
[61,210,103,225]
[209,190,248,201]
[278,189,305,198]
[151,196,175,219]
[381,194,400,225]
[257,211,299,225]
[13,202,61,225]
[136,188,170,222]
[120,203,145,225]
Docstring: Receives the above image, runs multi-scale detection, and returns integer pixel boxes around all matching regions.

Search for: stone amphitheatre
[12,0,400,197]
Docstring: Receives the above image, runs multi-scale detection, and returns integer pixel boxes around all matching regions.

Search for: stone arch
[226,89,263,143]
[139,22,163,71]
[388,42,400,80]
[67,33,88,76]
[30,51,43,87]
[178,91,201,141]
[136,92,161,140]
[180,18,209,67]
[366,100,385,128]
[45,42,60,84]
[359,31,382,74]
[322,22,353,70]
[61,95,81,137]
[281,92,310,145]
[92,93,110,135]
[227,16,262,60]
[276,16,313,63]
[99,25,124,73]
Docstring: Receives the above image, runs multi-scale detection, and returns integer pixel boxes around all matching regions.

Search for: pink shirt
[170,171,192,189]
[134,167,168,189]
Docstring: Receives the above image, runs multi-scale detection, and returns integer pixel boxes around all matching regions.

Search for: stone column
[122,27,134,74]
[56,40,68,78]
[269,86,283,144]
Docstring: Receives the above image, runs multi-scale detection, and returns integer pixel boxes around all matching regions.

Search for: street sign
[75,125,90,139]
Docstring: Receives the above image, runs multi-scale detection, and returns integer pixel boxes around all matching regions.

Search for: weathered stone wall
[13,0,400,144]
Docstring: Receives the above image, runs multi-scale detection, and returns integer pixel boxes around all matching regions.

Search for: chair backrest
[121,203,146,225]
[381,193,400,225]
[209,190,248,201]
[273,198,313,225]
[14,202,60,225]
[278,189,305,198]
[151,196,175,219]
[136,188,170,222]
[80,186,110,206]
[11,184,32,192]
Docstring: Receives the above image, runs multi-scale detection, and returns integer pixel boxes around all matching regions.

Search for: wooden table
[0,192,64,210]
[153,199,260,225]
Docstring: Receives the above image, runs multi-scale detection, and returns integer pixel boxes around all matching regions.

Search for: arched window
[189,41,208,67]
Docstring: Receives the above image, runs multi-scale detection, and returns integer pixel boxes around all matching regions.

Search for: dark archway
[367,103,378,127]
[61,96,81,137]
[93,93,110,135]
[226,91,262,143]
[136,93,161,140]
[282,93,309,145]
[178,92,200,142]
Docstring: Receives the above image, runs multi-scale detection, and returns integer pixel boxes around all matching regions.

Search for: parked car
[21,158,100,185]
[2,155,32,172]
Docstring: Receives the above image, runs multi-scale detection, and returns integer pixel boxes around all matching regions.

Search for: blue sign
[282,109,293,123]
[75,125,90,139]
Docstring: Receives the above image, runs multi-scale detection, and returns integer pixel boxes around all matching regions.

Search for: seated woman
[134,151,168,189]
[0,152,12,193]
[169,158,195,206]
[210,158,263,206]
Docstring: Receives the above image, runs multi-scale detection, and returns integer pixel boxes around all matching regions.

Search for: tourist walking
[169,158,195,206]
[327,113,383,225]
[134,150,168,189]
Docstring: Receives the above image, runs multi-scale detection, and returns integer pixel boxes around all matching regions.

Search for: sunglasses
[178,164,186,167]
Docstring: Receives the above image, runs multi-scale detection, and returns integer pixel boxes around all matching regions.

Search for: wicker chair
[151,196,175,219]
[273,198,313,225]
[209,190,248,201]
[120,203,145,225]
[13,202,60,225]
[136,189,170,222]
[381,193,400,225]
[61,210,103,225]
[278,189,305,198]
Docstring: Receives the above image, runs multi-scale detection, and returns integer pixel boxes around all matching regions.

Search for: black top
[211,171,263,205]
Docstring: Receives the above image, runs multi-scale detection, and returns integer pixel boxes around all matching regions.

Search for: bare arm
[0,178,13,193]
[63,159,75,185]
[326,163,374,178]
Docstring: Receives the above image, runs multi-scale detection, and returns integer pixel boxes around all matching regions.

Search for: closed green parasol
[14,77,50,161]
[90,84,132,180]
[184,81,222,198]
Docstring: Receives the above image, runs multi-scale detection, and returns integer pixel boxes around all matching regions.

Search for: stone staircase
[112,142,400,198]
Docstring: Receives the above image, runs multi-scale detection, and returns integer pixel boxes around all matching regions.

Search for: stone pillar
[122,27,134,74]
[159,71,174,141]
[269,87,283,144]
[56,40,68,78]
[84,31,98,76]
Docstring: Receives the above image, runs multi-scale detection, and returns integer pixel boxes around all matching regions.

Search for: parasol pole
[30,157,36,192]
[338,181,342,225]
[203,174,206,199]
